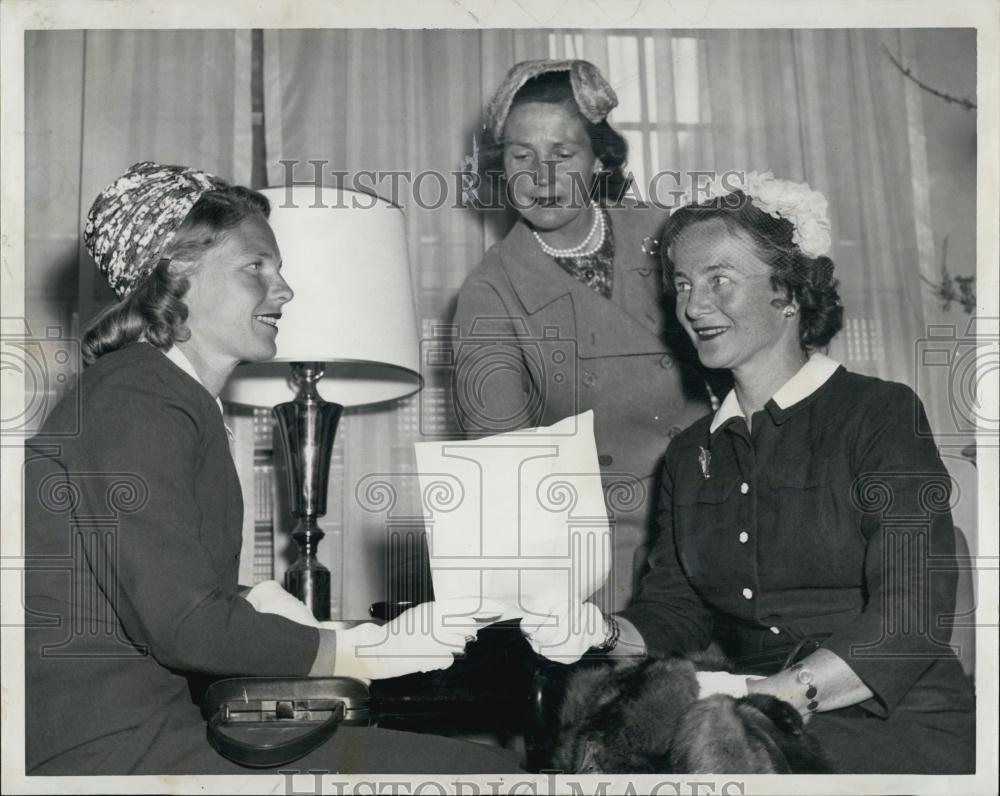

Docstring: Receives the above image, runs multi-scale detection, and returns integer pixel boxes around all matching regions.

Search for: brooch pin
[698,446,712,479]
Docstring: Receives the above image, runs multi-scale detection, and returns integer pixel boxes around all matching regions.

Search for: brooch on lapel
[698,446,712,479]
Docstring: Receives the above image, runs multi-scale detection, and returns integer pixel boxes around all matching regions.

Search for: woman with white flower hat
[519,172,975,773]
[24,161,519,774]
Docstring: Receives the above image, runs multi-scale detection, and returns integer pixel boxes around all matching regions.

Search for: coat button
[769,626,781,635]
[740,482,750,495]
[741,587,754,600]
[738,531,749,544]
[659,354,673,369]
[583,371,596,387]
[598,454,613,467]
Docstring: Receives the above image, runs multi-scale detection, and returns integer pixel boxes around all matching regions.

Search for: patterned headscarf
[84,161,225,298]
[485,59,619,140]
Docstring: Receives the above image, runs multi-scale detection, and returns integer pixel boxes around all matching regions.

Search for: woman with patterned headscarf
[24,162,519,774]
[454,61,714,613]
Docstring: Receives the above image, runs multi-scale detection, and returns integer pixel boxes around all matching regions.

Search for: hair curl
[82,185,270,365]
[476,71,630,208]
[661,191,844,351]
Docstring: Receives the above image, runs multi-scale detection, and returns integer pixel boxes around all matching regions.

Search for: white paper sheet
[414,411,611,621]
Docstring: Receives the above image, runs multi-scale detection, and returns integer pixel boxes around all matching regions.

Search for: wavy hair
[661,191,844,351]
[82,185,270,365]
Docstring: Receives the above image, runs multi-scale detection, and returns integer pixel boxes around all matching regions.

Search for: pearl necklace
[532,207,605,259]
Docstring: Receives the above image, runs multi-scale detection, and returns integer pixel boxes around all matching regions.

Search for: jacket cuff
[823,619,937,715]
[617,605,711,657]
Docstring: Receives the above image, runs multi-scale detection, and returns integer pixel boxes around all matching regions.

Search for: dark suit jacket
[24,343,523,776]
[453,205,711,609]
[24,343,322,773]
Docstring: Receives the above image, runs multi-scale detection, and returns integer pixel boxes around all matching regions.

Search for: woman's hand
[520,600,609,664]
[746,648,875,719]
[695,670,764,699]
[244,580,320,627]
[329,597,506,682]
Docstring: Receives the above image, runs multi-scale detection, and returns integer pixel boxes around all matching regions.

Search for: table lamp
[223,186,423,619]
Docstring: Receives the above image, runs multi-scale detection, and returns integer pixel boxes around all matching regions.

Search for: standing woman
[25,162,518,775]
[454,61,712,612]
[520,173,975,774]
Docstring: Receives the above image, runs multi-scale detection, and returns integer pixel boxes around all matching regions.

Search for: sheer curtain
[27,29,254,343]
[263,29,965,616]
[25,28,259,582]
[261,30,559,616]
[551,29,934,388]
[31,31,252,331]
[26,28,969,618]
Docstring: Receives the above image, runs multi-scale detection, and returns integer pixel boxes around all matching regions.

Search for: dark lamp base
[285,560,332,622]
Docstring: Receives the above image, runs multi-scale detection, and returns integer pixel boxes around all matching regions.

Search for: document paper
[414,411,611,620]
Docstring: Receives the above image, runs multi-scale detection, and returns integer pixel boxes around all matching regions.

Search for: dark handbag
[201,677,370,768]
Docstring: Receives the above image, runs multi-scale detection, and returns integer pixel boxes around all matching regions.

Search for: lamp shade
[222,186,423,407]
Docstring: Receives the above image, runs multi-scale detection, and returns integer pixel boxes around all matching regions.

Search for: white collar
[160,346,233,438]
[709,352,841,434]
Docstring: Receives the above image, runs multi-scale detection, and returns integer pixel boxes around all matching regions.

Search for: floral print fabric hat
[84,161,224,298]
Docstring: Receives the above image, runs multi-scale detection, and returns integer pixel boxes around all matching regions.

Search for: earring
[783,306,797,317]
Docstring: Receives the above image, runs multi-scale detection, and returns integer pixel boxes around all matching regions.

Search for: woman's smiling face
[670,218,798,374]
[180,214,293,366]
[502,101,601,235]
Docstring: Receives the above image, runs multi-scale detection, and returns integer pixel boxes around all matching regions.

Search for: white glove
[520,600,608,664]
[244,580,320,627]
[330,597,506,682]
[695,670,764,699]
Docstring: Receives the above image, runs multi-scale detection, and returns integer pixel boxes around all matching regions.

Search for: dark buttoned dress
[453,205,712,611]
[618,366,976,774]
[24,342,520,774]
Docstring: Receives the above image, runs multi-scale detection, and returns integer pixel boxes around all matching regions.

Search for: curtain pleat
[232,30,254,188]
[25,30,86,346]
[649,32,679,193]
